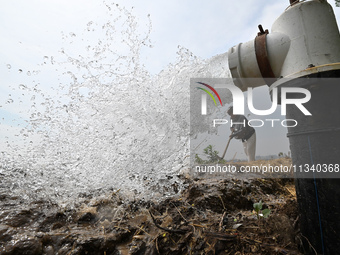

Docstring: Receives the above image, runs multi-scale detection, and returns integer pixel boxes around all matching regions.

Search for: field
[0,158,304,254]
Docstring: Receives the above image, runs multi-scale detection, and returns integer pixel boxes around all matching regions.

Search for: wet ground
[0,158,303,255]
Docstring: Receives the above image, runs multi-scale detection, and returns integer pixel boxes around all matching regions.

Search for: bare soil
[0,158,303,254]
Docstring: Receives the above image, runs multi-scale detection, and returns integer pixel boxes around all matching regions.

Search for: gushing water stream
[0,3,230,204]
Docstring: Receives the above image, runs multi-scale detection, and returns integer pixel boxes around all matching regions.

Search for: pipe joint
[228,0,340,92]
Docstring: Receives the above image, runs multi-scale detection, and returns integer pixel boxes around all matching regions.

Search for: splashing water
[0,3,229,203]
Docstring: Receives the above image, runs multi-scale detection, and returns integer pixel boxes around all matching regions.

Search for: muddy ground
[0,158,304,255]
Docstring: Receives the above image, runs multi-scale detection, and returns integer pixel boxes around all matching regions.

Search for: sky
[1,0,340,158]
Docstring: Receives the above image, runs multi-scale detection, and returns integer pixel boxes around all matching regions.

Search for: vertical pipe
[283,72,340,254]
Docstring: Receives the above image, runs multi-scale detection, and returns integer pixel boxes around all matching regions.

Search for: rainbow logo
[196,82,223,106]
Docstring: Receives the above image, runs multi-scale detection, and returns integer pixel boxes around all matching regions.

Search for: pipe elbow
[228,32,290,91]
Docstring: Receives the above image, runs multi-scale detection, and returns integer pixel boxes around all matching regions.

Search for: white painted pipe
[228,0,340,91]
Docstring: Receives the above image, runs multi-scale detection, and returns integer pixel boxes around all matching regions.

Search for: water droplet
[6,98,14,104]
[19,84,27,90]
[0,5,219,203]
[6,64,11,69]
[18,69,23,73]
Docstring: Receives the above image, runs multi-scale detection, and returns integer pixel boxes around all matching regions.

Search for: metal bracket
[254,25,276,86]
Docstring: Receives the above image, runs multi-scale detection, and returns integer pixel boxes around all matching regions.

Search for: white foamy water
[0,3,229,203]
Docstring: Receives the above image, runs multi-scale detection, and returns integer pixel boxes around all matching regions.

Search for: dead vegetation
[0,159,303,254]
[125,176,301,255]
